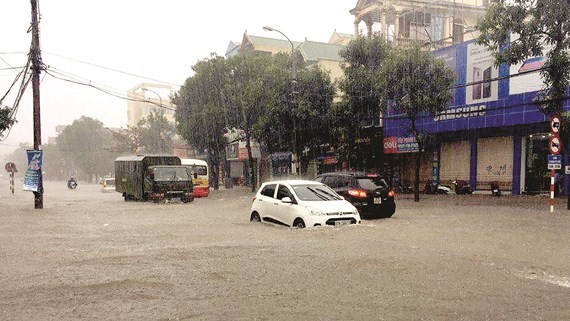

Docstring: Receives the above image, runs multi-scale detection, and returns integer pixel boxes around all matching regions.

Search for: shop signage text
[434,105,486,122]
[383,136,419,154]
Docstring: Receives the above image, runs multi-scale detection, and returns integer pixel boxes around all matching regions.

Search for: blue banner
[23,150,42,192]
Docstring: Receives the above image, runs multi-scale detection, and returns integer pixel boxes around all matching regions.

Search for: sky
[0,0,357,159]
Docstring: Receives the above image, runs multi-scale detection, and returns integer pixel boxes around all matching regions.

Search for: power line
[44,67,176,112]
[43,51,183,87]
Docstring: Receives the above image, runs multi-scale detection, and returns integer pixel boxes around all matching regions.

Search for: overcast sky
[0,0,356,158]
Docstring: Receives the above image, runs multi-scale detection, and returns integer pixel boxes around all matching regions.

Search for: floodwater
[1,180,570,320]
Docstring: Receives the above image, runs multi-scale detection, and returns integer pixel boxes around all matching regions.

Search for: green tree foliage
[225,53,276,191]
[56,116,116,181]
[136,110,175,154]
[174,54,228,190]
[39,143,72,180]
[0,106,16,138]
[337,35,391,168]
[292,65,336,169]
[380,45,454,202]
[477,0,570,114]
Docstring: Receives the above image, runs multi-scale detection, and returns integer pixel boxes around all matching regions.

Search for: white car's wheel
[293,218,306,228]
[250,212,261,223]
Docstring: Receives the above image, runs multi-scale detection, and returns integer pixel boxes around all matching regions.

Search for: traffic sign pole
[550,170,555,213]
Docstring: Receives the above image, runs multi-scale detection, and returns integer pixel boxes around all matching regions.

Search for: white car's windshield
[293,184,342,201]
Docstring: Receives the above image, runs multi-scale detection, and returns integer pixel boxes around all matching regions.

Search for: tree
[136,110,175,154]
[57,116,116,181]
[477,0,570,114]
[224,54,276,191]
[336,35,392,169]
[379,45,454,202]
[174,54,228,190]
[0,106,16,138]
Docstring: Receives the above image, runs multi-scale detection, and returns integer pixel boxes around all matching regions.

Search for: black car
[314,173,396,219]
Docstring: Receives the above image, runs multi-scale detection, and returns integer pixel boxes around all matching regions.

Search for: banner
[23,150,42,192]
[383,136,419,154]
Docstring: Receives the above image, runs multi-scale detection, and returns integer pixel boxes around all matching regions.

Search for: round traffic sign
[550,115,561,133]
[548,135,562,155]
[4,162,17,172]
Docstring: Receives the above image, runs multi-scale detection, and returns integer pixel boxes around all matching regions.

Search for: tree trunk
[414,147,422,202]
[245,130,256,192]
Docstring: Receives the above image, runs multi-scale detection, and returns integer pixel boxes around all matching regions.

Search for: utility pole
[31,0,43,209]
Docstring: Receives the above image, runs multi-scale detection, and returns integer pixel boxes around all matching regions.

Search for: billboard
[23,150,42,192]
[383,136,419,154]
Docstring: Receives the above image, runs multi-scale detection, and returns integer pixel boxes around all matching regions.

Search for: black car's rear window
[356,178,389,190]
[293,184,342,201]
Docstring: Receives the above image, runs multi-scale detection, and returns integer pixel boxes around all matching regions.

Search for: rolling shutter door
[440,140,470,183]
[477,137,513,189]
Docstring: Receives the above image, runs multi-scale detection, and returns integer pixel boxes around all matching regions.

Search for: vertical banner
[23,150,43,192]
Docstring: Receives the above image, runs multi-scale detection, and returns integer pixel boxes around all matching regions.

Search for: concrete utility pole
[31,0,43,209]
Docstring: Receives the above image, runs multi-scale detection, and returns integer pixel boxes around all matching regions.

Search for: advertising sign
[465,42,499,105]
[383,136,419,154]
[23,150,42,192]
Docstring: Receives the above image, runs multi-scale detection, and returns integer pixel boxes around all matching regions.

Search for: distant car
[314,173,396,219]
[250,180,361,228]
[101,177,116,193]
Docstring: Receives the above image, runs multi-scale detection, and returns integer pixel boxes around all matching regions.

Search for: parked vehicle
[490,181,501,197]
[452,179,473,195]
[180,158,209,197]
[313,172,396,219]
[250,180,361,228]
[424,182,452,195]
[397,181,413,194]
[115,155,194,203]
[67,177,77,189]
[100,177,115,193]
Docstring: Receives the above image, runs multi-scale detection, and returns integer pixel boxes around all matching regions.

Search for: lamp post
[263,26,299,175]
[141,87,162,109]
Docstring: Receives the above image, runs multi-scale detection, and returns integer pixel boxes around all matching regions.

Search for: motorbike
[424,182,452,195]
[67,179,78,189]
[452,179,473,195]
[397,182,413,194]
[490,181,501,197]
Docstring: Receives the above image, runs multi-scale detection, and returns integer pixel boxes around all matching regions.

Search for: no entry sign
[548,135,562,155]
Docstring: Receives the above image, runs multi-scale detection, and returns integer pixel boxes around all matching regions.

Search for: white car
[101,177,116,193]
[250,180,361,228]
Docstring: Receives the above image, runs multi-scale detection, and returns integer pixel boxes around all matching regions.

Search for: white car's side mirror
[339,195,345,200]
[281,197,293,204]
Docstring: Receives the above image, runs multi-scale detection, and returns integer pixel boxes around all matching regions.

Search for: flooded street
[1,180,570,320]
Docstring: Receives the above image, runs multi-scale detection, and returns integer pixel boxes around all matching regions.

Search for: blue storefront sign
[23,150,43,192]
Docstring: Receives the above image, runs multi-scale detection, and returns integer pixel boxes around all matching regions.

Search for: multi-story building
[350,0,488,46]
[126,83,175,128]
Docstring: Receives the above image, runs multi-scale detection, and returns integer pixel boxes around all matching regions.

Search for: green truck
[115,155,194,203]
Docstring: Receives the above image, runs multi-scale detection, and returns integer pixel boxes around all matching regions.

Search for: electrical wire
[44,67,176,112]
[43,51,183,87]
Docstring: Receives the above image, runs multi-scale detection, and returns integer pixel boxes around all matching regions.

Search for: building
[383,38,570,195]
[126,83,175,128]
[350,0,488,46]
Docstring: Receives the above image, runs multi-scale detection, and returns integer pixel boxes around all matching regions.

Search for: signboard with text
[383,136,419,154]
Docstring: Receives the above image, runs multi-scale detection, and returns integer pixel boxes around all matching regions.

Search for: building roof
[245,34,302,51]
[297,41,345,62]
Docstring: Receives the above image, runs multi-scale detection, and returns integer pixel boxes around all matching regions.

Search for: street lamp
[141,87,162,108]
[263,25,299,175]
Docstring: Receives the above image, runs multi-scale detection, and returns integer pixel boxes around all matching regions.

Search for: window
[323,175,338,188]
[261,184,276,198]
[276,185,294,201]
